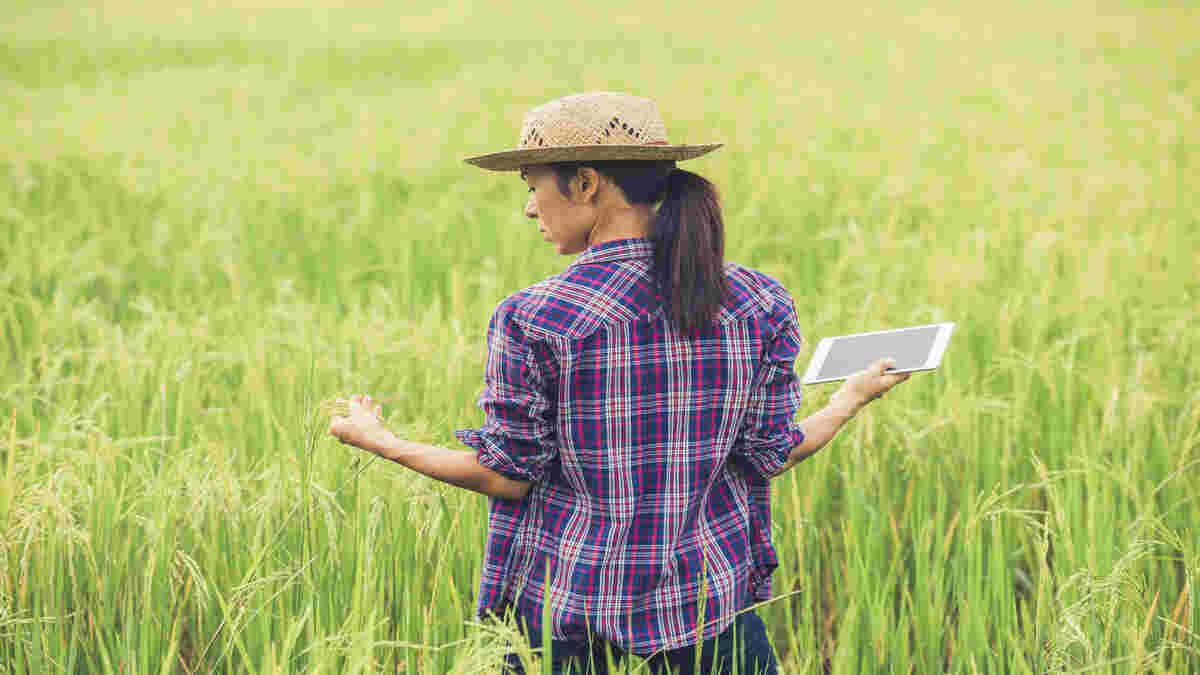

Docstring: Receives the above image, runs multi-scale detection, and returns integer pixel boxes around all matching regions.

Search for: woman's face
[521,165,597,255]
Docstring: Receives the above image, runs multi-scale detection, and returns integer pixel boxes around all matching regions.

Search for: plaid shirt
[454,237,806,654]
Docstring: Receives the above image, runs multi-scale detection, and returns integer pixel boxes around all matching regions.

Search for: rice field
[1,1,1198,672]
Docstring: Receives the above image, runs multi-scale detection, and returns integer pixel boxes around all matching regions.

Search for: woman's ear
[576,167,601,203]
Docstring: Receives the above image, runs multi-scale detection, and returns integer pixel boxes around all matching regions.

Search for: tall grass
[1,1,1197,672]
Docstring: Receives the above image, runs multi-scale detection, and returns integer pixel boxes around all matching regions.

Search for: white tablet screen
[816,325,941,381]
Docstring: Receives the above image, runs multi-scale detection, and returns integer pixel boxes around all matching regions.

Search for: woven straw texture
[464,92,721,171]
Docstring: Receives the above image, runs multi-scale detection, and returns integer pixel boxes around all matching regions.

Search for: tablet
[801,322,956,385]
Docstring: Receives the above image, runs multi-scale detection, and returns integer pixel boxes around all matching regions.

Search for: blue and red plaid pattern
[454,237,806,654]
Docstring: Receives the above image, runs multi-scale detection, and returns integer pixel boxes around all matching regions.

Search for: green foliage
[1,1,1197,672]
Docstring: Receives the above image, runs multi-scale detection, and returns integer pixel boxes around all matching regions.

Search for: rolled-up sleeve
[731,283,806,479]
[454,297,558,483]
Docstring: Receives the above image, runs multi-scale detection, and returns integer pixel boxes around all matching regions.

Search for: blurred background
[2,1,1197,672]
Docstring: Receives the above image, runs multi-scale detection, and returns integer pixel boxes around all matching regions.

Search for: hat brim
[463,143,723,171]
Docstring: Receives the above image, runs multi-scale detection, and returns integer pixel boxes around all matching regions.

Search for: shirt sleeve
[730,281,806,479]
[454,296,558,484]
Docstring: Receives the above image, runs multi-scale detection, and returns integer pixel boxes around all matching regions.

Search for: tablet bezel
[801,322,956,385]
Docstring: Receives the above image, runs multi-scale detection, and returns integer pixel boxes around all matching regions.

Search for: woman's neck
[587,203,656,247]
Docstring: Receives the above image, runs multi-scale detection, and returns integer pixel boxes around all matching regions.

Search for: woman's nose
[524,195,537,219]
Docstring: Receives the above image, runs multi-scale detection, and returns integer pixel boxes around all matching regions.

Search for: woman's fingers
[866,358,911,400]
[342,394,375,410]
[328,416,346,441]
[331,394,383,422]
[878,370,911,398]
[837,358,915,406]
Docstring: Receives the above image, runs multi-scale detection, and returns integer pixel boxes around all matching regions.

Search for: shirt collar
[568,237,655,269]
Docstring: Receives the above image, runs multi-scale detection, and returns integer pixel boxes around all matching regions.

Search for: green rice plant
[1,0,1197,672]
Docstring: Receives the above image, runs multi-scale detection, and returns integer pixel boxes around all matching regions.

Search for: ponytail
[549,161,728,337]
[653,168,727,337]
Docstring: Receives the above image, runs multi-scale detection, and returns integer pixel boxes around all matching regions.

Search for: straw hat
[463,92,722,171]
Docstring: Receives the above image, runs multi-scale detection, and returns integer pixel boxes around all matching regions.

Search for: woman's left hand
[329,394,396,456]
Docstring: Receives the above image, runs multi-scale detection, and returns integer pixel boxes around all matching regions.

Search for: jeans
[502,610,779,675]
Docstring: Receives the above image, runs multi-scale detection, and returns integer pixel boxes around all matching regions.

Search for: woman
[329,92,910,674]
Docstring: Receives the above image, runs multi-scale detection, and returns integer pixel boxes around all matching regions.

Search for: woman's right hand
[833,357,911,413]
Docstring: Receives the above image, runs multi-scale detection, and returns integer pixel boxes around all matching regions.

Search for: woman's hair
[548,160,728,338]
